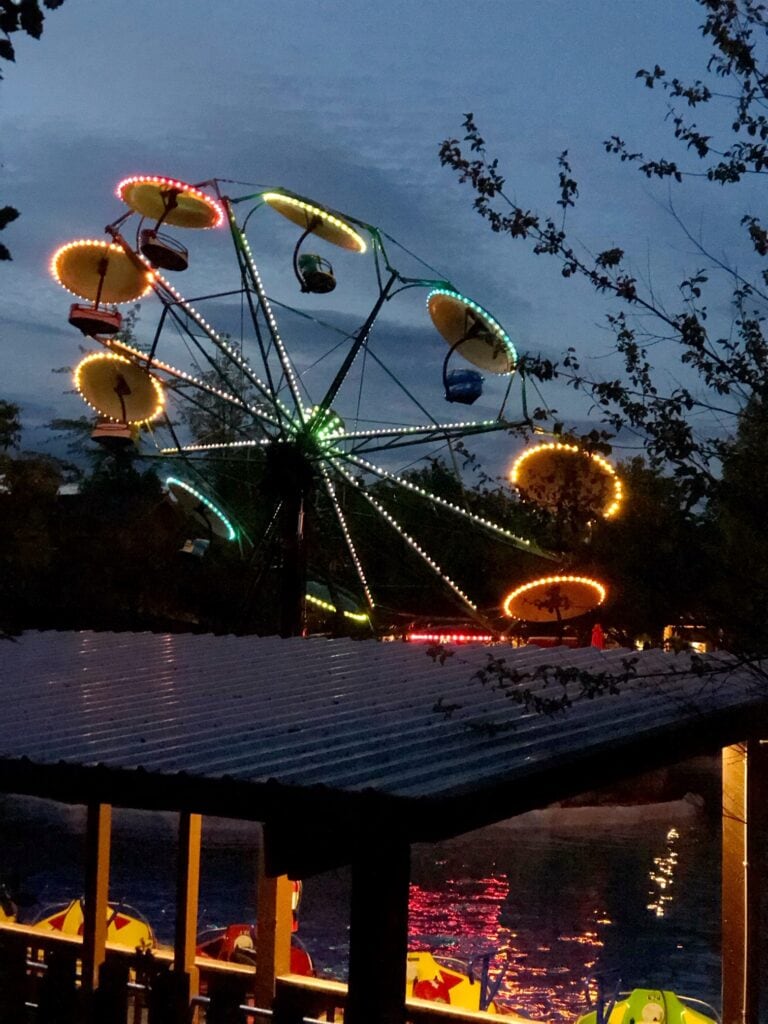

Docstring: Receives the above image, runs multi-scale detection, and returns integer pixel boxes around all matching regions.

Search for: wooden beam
[346,839,410,1024]
[174,812,202,1004]
[722,740,768,1024]
[81,802,111,993]
[253,864,293,1008]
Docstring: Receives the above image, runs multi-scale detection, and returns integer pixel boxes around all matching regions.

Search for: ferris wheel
[50,174,569,636]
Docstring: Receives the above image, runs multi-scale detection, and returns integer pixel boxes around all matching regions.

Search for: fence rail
[0,923,498,1024]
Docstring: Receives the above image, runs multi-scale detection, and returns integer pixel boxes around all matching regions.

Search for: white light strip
[159,438,273,454]
[104,338,283,432]
[336,418,499,441]
[319,463,375,610]
[344,452,553,557]
[332,459,477,612]
[227,205,305,420]
[115,235,295,423]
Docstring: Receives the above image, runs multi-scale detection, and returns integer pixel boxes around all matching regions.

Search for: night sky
[2,1,756,472]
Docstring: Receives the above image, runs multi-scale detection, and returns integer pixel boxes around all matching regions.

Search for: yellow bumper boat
[576,987,719,1024]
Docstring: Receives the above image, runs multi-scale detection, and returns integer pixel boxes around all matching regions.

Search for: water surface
[0,795,721,1022]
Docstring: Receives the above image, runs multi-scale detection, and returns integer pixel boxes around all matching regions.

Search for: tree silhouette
[439,0,768,514]
[1,0,66,259]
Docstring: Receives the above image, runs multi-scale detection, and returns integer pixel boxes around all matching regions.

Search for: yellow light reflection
[647,827,680,918]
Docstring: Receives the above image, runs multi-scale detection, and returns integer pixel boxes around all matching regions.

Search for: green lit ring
[427,287,518,371]
[166,476,237,541]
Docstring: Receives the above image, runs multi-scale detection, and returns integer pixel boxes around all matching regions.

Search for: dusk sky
[2,0,756,473]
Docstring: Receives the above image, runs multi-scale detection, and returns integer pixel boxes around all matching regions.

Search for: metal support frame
[346,839,411,1024]
[82,802,112,994]
[722,739,768,1024]
[174,811,202,1005]
[254,860,294,1009]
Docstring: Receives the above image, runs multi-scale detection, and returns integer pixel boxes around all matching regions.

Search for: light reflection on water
[0,797,721,1023]
[403,817,720,1022]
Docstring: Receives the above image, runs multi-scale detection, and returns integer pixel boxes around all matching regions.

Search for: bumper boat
[576,987,720,1024]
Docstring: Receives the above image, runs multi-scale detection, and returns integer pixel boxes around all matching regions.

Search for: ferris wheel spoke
[158,438,272,455]
[315,271,399,418]
[318,464,375,612]
[338,416,528,454]
[222,200,306,421]
[108,229,294,428]
[358,344,447,436]
[331,459,480,616]
[339,452,556,560]
[102,338,283,434]
[155,284,291,426]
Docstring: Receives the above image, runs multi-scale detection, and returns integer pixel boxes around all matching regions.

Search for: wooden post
[82,802,111,993]
[174,812,202,1018]
[253,863,293,1009]
[346,839,410,1024]
[722,740,768,1024]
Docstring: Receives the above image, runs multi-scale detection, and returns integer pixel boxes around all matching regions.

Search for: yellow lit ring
[510,442,623,519]
[51,239,154,304]
[262,192,367,253]
[74,351,165,425]
[116,175,225,228]
[502,574,607,618]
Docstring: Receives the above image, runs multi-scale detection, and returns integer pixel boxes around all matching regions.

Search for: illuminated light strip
[115,242,295,423]
[502,574,607,618]
[74,351,165,425]
[104,338,283,432]
[336,418,498,441]
[306,405,345,442]
[159,438,273,454]
[166,476,237,541]
[116,175,225,228]
[510,442,624,519]
[262,192,367,253]
[407,632,494,643]
[226,205,305,420]
[427,287,518,370]
[318,463,375,610]
[332,459,477,612]
[344,452,556,558]
[50,239,154,301]
[305,593,369,623]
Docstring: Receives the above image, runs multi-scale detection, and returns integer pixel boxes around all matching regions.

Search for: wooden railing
[0,922,501,1024]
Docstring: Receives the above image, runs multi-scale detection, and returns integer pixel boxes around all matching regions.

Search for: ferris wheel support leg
[276,492,307,638]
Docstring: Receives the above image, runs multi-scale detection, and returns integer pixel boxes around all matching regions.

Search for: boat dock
[0,631,767,1023]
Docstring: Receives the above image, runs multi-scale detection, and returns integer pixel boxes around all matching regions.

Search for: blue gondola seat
[445,369,484,405]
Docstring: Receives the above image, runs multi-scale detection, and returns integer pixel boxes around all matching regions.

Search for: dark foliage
[1,0,65,259]
[439,1,768,515]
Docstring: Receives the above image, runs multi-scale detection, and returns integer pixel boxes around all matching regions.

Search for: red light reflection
[409,872,606,1022]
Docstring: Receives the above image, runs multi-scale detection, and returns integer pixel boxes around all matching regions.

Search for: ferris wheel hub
[305,406,345,442]
[264,439,317,498]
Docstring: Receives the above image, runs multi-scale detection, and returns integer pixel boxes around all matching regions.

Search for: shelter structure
[0,631,767,1024]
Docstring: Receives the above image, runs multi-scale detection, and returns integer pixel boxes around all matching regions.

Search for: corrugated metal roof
[1,631,767,853]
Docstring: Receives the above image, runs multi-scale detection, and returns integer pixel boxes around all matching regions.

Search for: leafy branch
[1,0,66,259]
